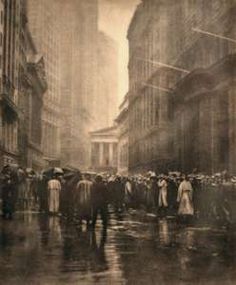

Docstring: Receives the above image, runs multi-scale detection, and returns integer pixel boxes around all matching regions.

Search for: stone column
[99,142,104,166]
[109,142,113,167]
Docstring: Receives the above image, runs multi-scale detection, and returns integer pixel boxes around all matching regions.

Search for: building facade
[56,0,78,169]
[174,55,236,174]
[0,0,26,168]
[115,95,129,175]
[27,0,61,166]
[89,126,118,173]
[71,0,99,169]
[21,24,47,170]
[127,0,236,174]
[58,1,119,170]
[26,54,47,170]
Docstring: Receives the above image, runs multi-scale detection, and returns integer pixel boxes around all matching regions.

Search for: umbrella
[42,167,54,178]
[54,167,64,175]
[62,167,80,173]
[2,164,19,175]
[63,172,76,180]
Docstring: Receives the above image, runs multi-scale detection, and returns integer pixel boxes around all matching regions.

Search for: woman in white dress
[48,176,61,214]
[158,175,168,216]
[177,175,194,222]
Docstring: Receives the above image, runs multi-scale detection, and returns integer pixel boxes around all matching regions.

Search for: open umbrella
[42,167,54,178]
[53,167,64,175]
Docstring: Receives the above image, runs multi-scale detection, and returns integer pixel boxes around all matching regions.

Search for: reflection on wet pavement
[0,211,236,285]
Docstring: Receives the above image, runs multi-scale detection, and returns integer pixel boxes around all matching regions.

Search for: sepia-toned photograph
[0,0,236,284]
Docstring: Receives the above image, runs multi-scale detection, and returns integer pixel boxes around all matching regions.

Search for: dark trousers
[2,199,14,218]
[92,206,108,227]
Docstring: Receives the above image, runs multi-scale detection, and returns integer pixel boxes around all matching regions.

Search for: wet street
[0,211,236,285]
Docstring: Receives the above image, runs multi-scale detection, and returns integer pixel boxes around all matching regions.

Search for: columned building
[89,126,118,173]
[127,0,236,174]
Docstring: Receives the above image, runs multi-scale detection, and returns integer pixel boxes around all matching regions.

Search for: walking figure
[47,175,61,215]
[91,175,109,228]
[75,173,93,226]
[177,175,194,223]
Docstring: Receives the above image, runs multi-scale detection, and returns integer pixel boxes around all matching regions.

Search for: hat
[95,174,103,182]
[150,173,157,179]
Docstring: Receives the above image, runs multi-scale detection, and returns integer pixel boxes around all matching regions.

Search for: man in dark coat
[113,176,125,212]
[1,166,18,219]
[91,175,109,228]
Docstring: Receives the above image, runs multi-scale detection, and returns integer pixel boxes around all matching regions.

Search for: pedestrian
[1,165,18,219]
[167,175,178,215]
[124,177,133,209]
[47,175,61,215]
[113,175,125,213]
[91,174,109,228]
[74,173,93,226]
[64,171,82,220]
[38,174,49,212]
[177,174,194,223]
[17,167,27,210]
[158,174,168,216]
[150,174,158,211]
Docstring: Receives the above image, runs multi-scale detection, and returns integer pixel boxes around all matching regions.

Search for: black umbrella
[42,167,54,178]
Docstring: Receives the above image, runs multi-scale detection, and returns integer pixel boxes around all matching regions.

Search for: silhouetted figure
[74,173,93,226]
[1,166,18,219]
[91,175,109,228]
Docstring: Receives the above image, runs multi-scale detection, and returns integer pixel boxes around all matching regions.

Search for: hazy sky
[99,0,140,105]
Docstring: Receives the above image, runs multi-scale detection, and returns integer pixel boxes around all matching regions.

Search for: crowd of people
[0,164,235,227]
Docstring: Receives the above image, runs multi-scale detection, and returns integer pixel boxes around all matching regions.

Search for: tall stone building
[55,0,79,168]
[127,0,174,173]
[58,1,119,170]
[97,32,119,129]
[115,95,129,175]
[0,0,46,169]
[0,0,25,167]
[174,54,236,174]
[72,0,99,169]
[20,25,47,170]
[56,0,99,169]
[128,0,236,174]
[27,0,61,166]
